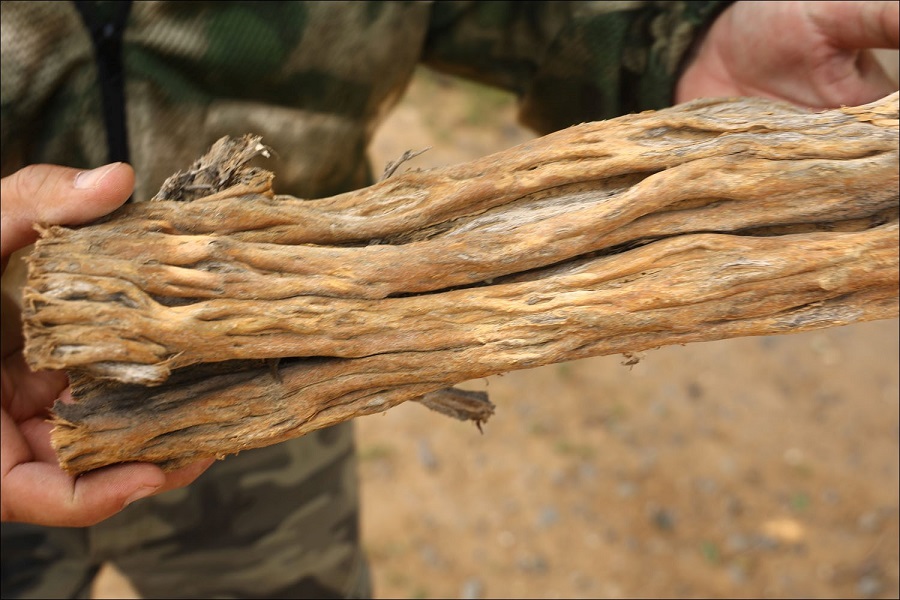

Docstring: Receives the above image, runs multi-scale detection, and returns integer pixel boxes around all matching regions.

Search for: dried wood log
[22,93,899,474]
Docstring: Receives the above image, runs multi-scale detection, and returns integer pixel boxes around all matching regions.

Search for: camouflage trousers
[0,422,371,599]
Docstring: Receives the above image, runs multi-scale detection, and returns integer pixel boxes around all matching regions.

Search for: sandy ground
[92,64,899,599]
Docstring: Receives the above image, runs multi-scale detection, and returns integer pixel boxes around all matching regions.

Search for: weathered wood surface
[23,93,899,474]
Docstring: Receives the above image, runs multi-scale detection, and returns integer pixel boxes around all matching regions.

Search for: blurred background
[358,62,900,600]
[94,54,899,599]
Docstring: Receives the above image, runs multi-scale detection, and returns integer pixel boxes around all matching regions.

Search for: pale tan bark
[22,94,899,474]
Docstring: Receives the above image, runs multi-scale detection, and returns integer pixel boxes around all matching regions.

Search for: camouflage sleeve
[422,1,733,134]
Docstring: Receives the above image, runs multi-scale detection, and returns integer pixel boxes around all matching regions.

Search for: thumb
[805,0,899,106]
[1,162,134,263]
[1,460,166,527]
[808,1,899,50]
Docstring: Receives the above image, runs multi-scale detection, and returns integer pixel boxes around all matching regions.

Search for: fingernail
[74,163,120,189]
[124,484,160,507]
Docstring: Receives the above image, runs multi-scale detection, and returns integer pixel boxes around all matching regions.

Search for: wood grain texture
[23,94,899,474]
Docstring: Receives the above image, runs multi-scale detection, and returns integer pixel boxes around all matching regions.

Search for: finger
[0,351,68,420]
[158,458,217,494]
[3,406,214,526]
[0,162,134,265]
[18,412,215,486]
[19,417,59,464]
[2,407,163,527]
[1,459,166,527]
[1,408,33,472]
[1,286,25,358]
[808,1,899,50]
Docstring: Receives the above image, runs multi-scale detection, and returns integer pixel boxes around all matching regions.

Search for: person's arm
[675,1,900,108]
[422,1,732,134]
[423,1,898,133]
[1,162,213,527]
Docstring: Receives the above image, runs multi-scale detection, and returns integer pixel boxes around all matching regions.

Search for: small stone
[752,533,781,551]
[617,481,637,498]
[857,510,882,533]
[724,496,744,517]
[726,533,749,553]
[857,574,883,598]
[420,544,442,568]
[578,462,598,482]
[570,571,594,591]
[417,439,439,471]
[459,577,483,600]
[728,563,747,585]
[821,488,840,505]
[650,507,676,531]
[694,478,718,494]
[537,505,560,528]
[686,381,704,399]
[516,554,549,574]
[550,468,567,486]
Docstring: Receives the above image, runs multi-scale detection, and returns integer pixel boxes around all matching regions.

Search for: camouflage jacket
[2,1,730,201]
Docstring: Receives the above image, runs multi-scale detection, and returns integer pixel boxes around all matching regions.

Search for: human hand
[675,1,899,108]
[1,163,214,527]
